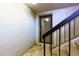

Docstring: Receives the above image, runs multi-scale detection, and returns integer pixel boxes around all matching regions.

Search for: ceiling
[25,3,79,14]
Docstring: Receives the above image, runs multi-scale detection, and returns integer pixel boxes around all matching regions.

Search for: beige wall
[0,3,36,55]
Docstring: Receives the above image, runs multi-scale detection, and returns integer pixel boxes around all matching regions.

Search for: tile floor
[22,43,69,56]
[22,44,51,56]
[22,37,79,56]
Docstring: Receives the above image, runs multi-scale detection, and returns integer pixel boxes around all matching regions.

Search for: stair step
[52,36,79,56]
[65,38,79,56]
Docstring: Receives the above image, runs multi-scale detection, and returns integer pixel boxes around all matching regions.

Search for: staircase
[42,10,79,56]
[52,35,79,56]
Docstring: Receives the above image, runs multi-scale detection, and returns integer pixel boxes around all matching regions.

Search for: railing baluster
[59,28,61,56]
[50,33,52,56]
[64,25,66,42]
[56,30,58,46]
[74,19,75,37]
[43,37,46,56]
[69,22,71,56]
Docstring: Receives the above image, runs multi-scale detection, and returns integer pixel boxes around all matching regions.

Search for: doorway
[39,14,52,43]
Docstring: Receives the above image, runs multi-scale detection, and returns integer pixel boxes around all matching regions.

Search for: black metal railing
[42,10,79,56]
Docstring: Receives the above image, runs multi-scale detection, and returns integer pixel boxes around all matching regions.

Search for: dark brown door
[39,14,52,43]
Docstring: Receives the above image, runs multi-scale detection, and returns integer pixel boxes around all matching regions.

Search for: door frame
[39,14,52,44]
